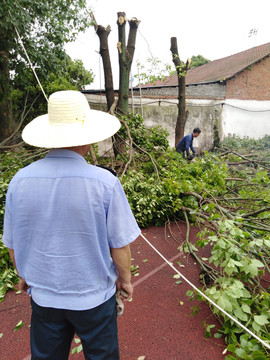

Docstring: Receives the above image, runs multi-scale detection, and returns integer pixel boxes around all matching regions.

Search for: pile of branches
[167,145,270,359]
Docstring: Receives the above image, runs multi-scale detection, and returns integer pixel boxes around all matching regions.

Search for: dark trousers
[30,296,119,360]
[176,149,186,158]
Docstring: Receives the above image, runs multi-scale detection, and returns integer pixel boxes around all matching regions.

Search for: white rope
[11,17,48,102]
[140,233,270,350]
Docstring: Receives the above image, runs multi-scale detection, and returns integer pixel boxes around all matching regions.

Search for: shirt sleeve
[2,184,14,249]
[106,179,141,248]
[185,136,191,155]
[190,141,195,154]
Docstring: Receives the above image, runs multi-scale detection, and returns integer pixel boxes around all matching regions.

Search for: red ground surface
[0,221,228,360]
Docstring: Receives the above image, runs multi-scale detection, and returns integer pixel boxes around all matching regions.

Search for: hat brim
[22,110,121,148]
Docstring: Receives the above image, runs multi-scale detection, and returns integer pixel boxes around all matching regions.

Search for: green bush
[122,150,228,227]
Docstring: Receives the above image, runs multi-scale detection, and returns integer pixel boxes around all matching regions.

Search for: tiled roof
[140,42,270,87]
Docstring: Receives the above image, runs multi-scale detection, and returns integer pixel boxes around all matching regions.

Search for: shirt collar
[46,149,87,163]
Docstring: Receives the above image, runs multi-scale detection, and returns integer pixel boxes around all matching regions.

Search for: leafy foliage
[122,150,227,227]
[0,149,47,300]
[190,54,211,68]
[117,113,169,153]
[0,0,94,136]
[1,0,91,86]
[136,58,173,85]
[12,55,94,126]
[223,135,270,151]
[0,234,18,302]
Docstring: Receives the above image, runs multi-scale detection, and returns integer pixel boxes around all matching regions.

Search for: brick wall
[226,55,270,100]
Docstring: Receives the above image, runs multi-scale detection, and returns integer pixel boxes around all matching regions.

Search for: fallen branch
[225,178,245,181]
[119,118,133,179]
[241,206,270,218]
[182,208,219,282]
[89,145,98,165]
[185,191,235,219]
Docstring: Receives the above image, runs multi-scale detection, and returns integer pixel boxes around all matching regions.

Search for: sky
[65,0,270,89]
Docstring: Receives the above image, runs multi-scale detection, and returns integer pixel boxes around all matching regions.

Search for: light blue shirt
[3,149,141,310]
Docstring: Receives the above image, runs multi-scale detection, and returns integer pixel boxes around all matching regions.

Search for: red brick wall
[226,55,270,100]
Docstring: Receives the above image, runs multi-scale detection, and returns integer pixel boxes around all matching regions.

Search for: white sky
[65,0,270,89]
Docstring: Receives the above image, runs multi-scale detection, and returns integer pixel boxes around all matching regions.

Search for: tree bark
[91,12,118,157]
[91,12,140,157]
[0,50,15,143]
[117,13,140,115]
[114,12,140,155]
[170,37,190,147]
[91,13,115,110]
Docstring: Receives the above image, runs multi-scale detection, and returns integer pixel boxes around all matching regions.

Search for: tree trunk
[117,12,140,114]
[91,12,140,157]
[96,25,115,110]
[0,50,15,143]
[170,37,190,147]
[91,13,118,157]
[114,12,140,154]
[91,13,115,110]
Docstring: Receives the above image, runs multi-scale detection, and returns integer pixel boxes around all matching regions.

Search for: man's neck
[63,145,91,157]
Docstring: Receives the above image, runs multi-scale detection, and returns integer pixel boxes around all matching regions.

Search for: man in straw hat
[3,90,141,359]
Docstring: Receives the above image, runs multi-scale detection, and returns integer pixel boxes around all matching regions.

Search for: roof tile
[140,42,270,87]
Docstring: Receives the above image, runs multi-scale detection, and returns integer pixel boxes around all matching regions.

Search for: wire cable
[7,6,48,103]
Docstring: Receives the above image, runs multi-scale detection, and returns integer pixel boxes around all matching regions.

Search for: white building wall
[222,100,270,139]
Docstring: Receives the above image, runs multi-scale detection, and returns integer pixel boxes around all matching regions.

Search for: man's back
[176,134,192,152]
[3,149,139,310]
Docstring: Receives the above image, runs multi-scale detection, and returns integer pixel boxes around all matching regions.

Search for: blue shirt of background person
[176,127,201,158]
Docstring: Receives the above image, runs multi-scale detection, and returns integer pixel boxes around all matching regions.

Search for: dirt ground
[0,221,228,360]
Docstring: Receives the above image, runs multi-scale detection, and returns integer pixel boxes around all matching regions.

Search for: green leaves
[226,334,269,360]
[253,315,269,326]
[241,259,265,277]
[122,149,229,227]
[0,236,18,302]
[2,0,93,126]
[202,321,215,338]
[71,337,83,354]
[14,320,24,332]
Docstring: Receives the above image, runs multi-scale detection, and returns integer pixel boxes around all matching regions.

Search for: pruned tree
[116,12,140,115]
[92,12,140,156]
[91,12,115,111]
[170,37,190,147]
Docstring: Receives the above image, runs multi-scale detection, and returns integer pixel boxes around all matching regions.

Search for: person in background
[176,127,201,159]
[3,90,141,360]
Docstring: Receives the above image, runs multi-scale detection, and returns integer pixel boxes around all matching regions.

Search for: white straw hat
[22,90,121,148]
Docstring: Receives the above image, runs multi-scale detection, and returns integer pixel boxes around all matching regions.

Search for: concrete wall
[186,83,225,100]
[85,94,270,155]
[222,100,270,139]
[86,94,222,152]
[135,82,226,100]
[137,99,270,145]
[140,99,222,150]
